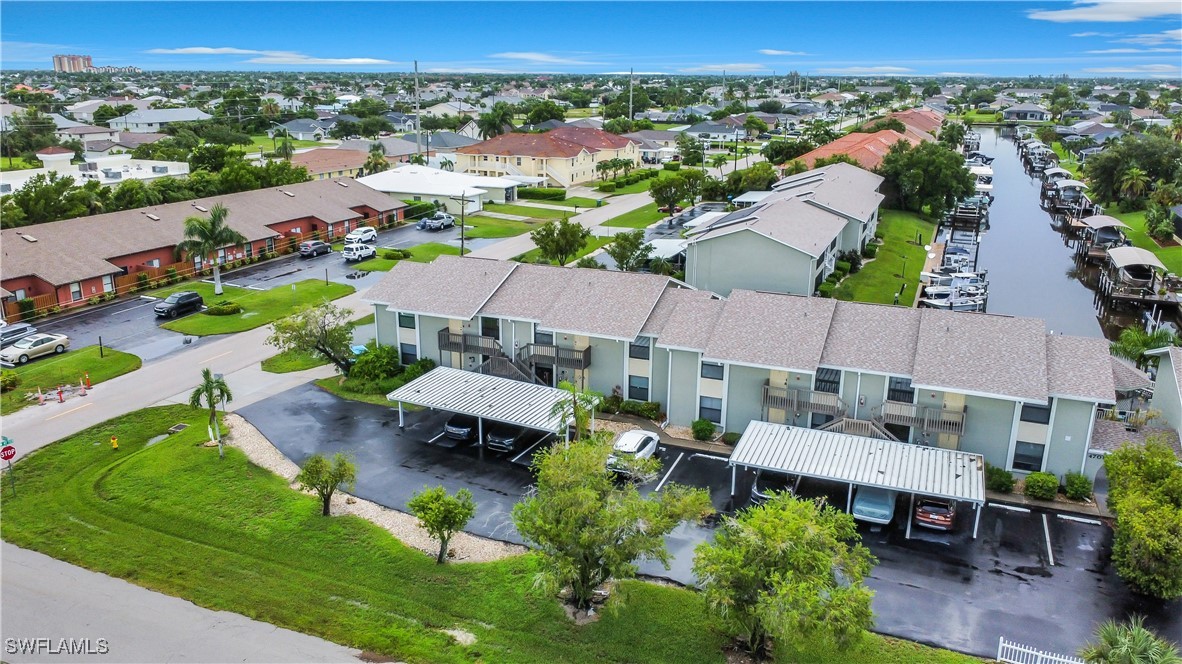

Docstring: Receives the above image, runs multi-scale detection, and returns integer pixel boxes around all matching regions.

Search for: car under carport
[728,420,987,538]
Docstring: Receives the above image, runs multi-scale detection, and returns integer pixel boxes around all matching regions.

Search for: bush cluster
[1064,471,1093,501]
[817,282,835,298]
[343,358,436,395]
[203,300,243,316]
[662,162,681,171]
[620,400,661,420]
[862,244,879,259]
[0,370,19,393]
[985,463,1015,493]
[349,344,400,382]
[1023,471,1059,501]
[517,187,566,201]
[401,200,437,221]
[597,182,617,193]
[380,248,413,260]
[691,418,716,441]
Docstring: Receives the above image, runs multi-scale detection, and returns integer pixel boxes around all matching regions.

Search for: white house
[107,108,212,133]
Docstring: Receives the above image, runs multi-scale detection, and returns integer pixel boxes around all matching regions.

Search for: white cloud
[679,63,768,73]
[1082,63,1180,73]
[1028,1,1179,23]
[758,49,808,56]
[147,46,263,55]
[1086,47,1178,53]
[1117,28,1182,45]
[144,46,395,66]
[1070,31,1112,37]
[816,65,914,74]
[488,52,601,66]
[934,72,989,77]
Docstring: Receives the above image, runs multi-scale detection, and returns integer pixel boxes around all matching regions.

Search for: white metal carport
[387,367,580,447]
[729,420,987,538]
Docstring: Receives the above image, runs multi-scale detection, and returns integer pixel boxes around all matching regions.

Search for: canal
[969,126,1132,340]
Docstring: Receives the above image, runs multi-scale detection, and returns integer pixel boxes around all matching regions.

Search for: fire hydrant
[111,435,119,451]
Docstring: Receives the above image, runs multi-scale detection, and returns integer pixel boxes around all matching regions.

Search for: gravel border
[223,414,526,563]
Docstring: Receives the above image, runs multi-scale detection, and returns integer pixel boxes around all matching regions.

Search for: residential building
[1002,103,1051,122]
[0,149,189,196]
[454,126,639,188]
[685,163,883,297]
[290,148,368,179]
[383,111,418,132]
[356,164,519,215]
[272,119,327,141]
[83,132,168,156]
[684,121,744,146]
[53,54,92,73]
[421,101,480,118]
[108,108,212,133]
[1,179,402,310]
[366,256,1124,480]
[794,129,918,171]
[337,137,426,162]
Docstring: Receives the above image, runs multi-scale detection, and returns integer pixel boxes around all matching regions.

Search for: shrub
[721,431,741,445]
[835,260,851,275]
[663,161,682,172]
[203,300,243,316]
[597,393,623,414]
[103,292,117,302]
[349,344,401,381]
[517,187,566,201]
[1064,471,1093,501]
[401,200,436,222]
[1117,198,1146,214]
[832,265,848,279]
[597,182,617,193]
[1024,471,1059,501]
[862,243,879,259]
[149,279,160,289]
[0,370,19,393]
[817,282,835,298]
[620,400,661,420]
[692,418,716,441]
[166,267,180,284]
[985,463,1015,493]
[575,256,603,269]
[16,298,36,321]
[88,296,102,306]
[838,250,863,274]
[874,229,885,240]
[134,272,150,293]
[825,272,840,284]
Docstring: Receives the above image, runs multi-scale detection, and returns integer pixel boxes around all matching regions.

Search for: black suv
[154,291,204,318]
[485,423,528,453]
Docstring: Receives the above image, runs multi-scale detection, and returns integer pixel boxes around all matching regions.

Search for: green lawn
[246,134,324,150]
[355,257,400,272]
[541,197,602,209]
[651,123,685,131]
[1,346,141,415]
[1111,210,1182,275]
[466,217,539,239]
[261,349,329,373]
[1049,142,1084,179]
[0,156,40,171]
[516,236,614,265]
[0,405,982,664]
[564,107,598,118]
[833,210,937,305]
[481,204,571,220]
[155,280,354,336]
[602,202,667,229]
[314,375,392,406]
[356,243,467,272]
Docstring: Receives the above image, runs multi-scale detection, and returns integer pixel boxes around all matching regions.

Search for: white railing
[997,637,1084,664]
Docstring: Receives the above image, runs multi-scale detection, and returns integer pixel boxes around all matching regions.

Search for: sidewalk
[985,490,1112,520]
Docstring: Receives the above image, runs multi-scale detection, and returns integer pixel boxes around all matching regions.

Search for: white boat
[922,284,987,299]
[919,296,987,312]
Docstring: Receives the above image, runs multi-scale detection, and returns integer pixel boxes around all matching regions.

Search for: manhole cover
[167,423,189,433]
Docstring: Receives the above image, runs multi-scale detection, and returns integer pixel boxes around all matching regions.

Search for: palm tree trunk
[212,264,223,296]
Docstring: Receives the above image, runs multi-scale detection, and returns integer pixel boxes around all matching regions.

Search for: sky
[1,1,1179,78]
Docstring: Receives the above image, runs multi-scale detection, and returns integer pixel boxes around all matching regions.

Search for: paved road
[468,192,656,260]
[0,543,358,664]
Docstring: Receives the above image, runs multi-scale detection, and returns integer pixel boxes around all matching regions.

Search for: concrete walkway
[468,192,654,260]
[474,210,530,221]
[0,542,358,664]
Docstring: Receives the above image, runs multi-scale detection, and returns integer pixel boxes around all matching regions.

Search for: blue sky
[2,1,1179,78]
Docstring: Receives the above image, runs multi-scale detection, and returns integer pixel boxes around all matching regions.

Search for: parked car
[485,423,528,453]
[422,212,455,231]
[0,332,69,365]
[344,227,377,244]
[913,497,958,531]
[298,240,331,257]
[443,413,479,441]
[342,243,376,262]
[607,429,660,474]
[851,487,898,525]
[0,322,38,348]
[750,469,797,504]
[154,291,204,318]
[657,204,683,214]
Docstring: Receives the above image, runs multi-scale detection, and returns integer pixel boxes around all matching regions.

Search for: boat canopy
[1108,246,1166,271]
[1055,179,1087,189]
[1080,215,1131,231]
[1043,167,1072,177]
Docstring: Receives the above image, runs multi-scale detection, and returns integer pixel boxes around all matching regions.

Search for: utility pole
[628,68,634,122]
[413,60,422,161]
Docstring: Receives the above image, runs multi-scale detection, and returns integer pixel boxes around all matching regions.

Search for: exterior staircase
[817,417,901,442]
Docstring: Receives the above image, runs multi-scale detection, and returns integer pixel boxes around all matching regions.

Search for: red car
[658,204,683,214]
[913,498,957,531]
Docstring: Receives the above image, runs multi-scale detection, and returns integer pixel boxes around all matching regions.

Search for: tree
[604,229,653,272]
[739,161,778,193]
[477,102,515,139]
[174,203,247,296]
[267,301,358,375]
[512,433,713,610]
[877,140,975,220]
[296,453,357,516]
[275,137,295,161]
[649,173,687,211]
[2,172,86,226]
[525,100,566,125]
[188,143,237,173]
[1078,615,1181,664]
[362,142,389,175]
[1104,439,1182,600]
[358,116,394,139]
[550,379,601,439]
[1120,167,1150,201]
[694,493,876,657]
[188,368,232,460]
[709,153,729,171]
[530,217,591,266]
[757,100,784,114]
[743,115,768,139]
[761,139,816,165]
[680,168,706,205]
[603,117,634,134]
[1110,327,1177,370]
[110,178,164,211]
[1084,135,1182,204]
[408,486,477,564]
[676,132,705,166]
[328,120,360,140]
[260,99,281,119]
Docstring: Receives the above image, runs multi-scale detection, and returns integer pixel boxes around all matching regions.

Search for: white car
[344,227,377,244]
[607,429,660,474]
[342,243,376,262]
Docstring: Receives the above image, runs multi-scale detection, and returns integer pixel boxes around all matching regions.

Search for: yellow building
[455,126,639,188]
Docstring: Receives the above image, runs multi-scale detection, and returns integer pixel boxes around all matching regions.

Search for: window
[101,275,114,293]
[245,243,253,258]
[701,362,724,380]
[1012,441,1046,472]
[480,317,499,339]
[69,282,82,301]
[815,368,840,394]
[399,343,417,365]
[147,258,160,268]
[516,157,522,166]
[628,375,649,401]
[1021,400,1053,425]
[629,337,651,360]
[397,313,416,329]
[535,330,554,345]
[266,238,275,253]
[888,377,915,403]
[699,396,723,424]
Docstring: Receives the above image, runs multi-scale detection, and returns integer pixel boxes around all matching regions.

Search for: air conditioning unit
[151,166,168,174]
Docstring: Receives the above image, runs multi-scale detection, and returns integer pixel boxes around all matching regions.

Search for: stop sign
[0,446,15,461]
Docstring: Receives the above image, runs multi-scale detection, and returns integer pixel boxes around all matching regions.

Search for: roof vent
[336,181,349,187]
[146,213,160,221]
[193,204,208,212]
[281,190,295,197]
[20,234,37,242]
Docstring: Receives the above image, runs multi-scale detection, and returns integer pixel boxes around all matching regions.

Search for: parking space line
[654,452,684,492]
[689,453,729,463]
[199,351,233,365]
[45,402,92,421]
[510,438,546,464]
[1056,514,1102,526]
[427,431,446,444]
[1042,513,1055,567]
[988,503,1031,513]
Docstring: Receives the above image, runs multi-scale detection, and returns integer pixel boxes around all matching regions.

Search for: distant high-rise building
[52,54,93,73]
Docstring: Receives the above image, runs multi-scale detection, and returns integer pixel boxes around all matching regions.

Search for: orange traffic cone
[85,371,92,389]
[79,379,87,396]
[37,387,44,405]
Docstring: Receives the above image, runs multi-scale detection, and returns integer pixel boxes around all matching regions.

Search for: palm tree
[1110,327,1177,370]
[709,153,729,172]
[1120,167,1150,201]
[1171,115,1182,142]
[275,137,294,161]
[175,204,247,296]
[439,157,455,172]
[189,368,233,460]
[1078,615,1180,664]
[740,146,754,168]
[363,142,388,175]
[409,153,428,166]
[260,99,281,119]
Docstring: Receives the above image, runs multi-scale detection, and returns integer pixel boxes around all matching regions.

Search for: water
[969,127,1132,339]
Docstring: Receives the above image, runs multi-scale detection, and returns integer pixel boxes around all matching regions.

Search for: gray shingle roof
[769,162,885,222]
[1046,335,1117,403]
[1111,356,1152,393]
[364,256,516,320]
[820,301,921,376]
[704,290,836,372]
[1090,420,1182,459]
[642,288,726,350]
[688,197,848,258]
[112,108,211,124]
[912,309,1049,403]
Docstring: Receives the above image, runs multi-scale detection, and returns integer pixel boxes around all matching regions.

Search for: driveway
[240,387,1182,660]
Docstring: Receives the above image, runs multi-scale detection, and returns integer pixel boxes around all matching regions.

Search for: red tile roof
[797,130,918,171]
[457,126,633,158]
[290,148,368,175]
[37,146,75,155]
[889,108,944,135]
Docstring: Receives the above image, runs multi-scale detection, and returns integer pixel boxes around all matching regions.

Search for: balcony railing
[874,400,966,436]
[517,343,590,370]
[437,329,503,356]
[762,381,846,417]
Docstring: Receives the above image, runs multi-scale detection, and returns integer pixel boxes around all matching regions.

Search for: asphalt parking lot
[240,386,1181,658]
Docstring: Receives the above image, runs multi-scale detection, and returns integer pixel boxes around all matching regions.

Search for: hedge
[1024,471,1059,501]
[620,400,661,420]
[16,298,37,321]
[862,244,879,258]
[836,260,851,274]
[817,282,835,298]
[597,182,617,193]
[517,187,566,201]
[985,463,1014,493]
[401,200,436,221]
[692,418,716,441]
[204,300,244,316]
[663,162,681,171]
